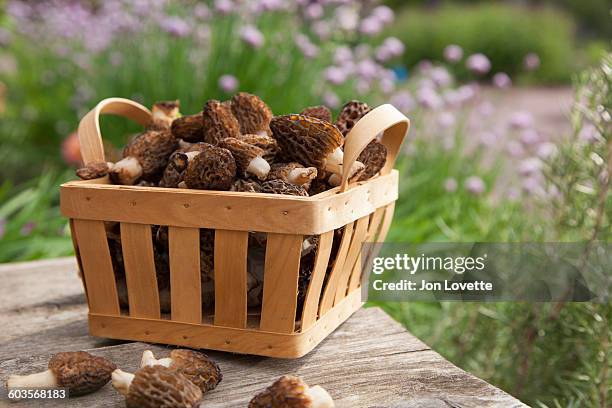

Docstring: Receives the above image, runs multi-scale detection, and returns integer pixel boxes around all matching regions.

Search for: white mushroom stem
[141,350,172,368]
[178,139,193,150]
[327,161,366,187]
[256,130,269,137]
[110,156,143,185]
[7,370,58,389]
[246,156,271,180]
[177,181,188,189]
[184,151,201,162]
[288,167,317,186]
[111,369,135,396]
[307,385,335,408]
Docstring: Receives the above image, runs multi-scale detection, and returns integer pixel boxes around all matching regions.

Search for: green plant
[385,4,577,83]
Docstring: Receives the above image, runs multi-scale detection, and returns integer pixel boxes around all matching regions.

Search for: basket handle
[339,104,410,192]
[78,97,152,164]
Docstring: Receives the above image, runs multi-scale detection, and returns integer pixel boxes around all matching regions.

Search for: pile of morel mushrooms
[76,96,386,315]
[7,349,333,407]
[76,95,387,195]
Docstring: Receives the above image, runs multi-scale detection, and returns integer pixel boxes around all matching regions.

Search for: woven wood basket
[60,98,410,358]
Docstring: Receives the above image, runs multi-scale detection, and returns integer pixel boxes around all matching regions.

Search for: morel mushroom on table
[249,375,334,408]
[6,351,116,396]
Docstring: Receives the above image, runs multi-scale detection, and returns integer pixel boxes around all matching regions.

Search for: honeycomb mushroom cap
[308,178,331,196]
[171,112,203,142]
[270,115,343,169]
[125,365,202,408]
[261,179,308,196]
[123,129,177,178]
[231,179,262,193]
[219,137,270,179]
[249,375,333,408]
[268,162,318,189]
[231,92,273,135]
[300,106,332,123]
[159,152,189,188]
[357,140,387,180]
[49,351,116,395]
[202,99,241,145]
[152,100,181,130]
[76,162,111,180]
[183,144,236,190]
[236,133,279,163]
[168,350,222,393]
[335,100,371,137]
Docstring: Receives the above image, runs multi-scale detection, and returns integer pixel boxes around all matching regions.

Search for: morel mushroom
[183,143,236,190]
[219,137,271,180]
[75,161,112,180]
[261,179,308,196]
[171,112,203,142]
[110,129,177,185]
[202,99,241,145]
[141,349,222,393]
[112,365,202,408]
[249,375,334,408]
[270,114,344,174]
[300,105,332,123]
[159,151,189,188]
[335,100,371,137]
[236,133,279,163]
[357,140,387,181]
[231,178,262,193]
[151,100,181,130]
[6,351,116,396]
[268,162,318,190]
[231,92,273,136]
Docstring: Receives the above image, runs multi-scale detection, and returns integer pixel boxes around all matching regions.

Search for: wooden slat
[120,223,160,318]
[334,216,370,305]
[348,208,386,292]
[259,233,303,333]
[71,219,119,315]
[69,219,87,302]
[318,222,354,315]
[169,226,201,324]
[214,230,249,328]
[376,202,396,243]
[300,230,335,331]
[60,170,398,235]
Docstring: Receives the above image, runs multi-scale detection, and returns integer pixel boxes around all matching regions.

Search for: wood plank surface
[0,258,528,407]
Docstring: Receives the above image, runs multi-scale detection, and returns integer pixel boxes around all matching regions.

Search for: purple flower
[356,79,371,95]
[444,178,458,192]
[476,101,494,116]
[479,130,498,146]
[536,142,556,159]
[429,66,452,87]
[379,77,395,94]
[522,177,543,196]
[509,111,533,130]
[259,0,285,12]
[295,34,319,58]
[506,141,525,157]
[465,176,486,195]
[466,53,491,75]
[376,37,405,62]
[218,74,239,93]
[333,46,353,65]
[520,129,540,146]
[335,6,359,31]
[324,66,347,85]
[20,221,36,236]
[159,16,191,37]
[518,158,542,176]
[390,91,415,113]
[356,59,379,81]
[322,91,340,109]
[0,218,5,239]
[524,53,540,71]
[240,25,265,48]
[372,6,395,25]
[359,16,383,36]
[194,4,211,19]
[312,21,331,40]
[437,112,456,128]
[578,124,601,143]
[214,0,235,14]
[492,72,511,88]
[305,3,324,19]
[417,87,443,110]
[417,60,433,74]
[443,45,463,63]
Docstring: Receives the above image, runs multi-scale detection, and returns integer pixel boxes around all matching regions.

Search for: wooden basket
[60,98,410,358]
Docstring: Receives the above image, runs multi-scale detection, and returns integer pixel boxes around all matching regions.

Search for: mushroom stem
[246,156,271,180]
[110,156,143,185]
[307,385,335,408]
[7,370,58,389]
[288,167,317,186]
[111,369,135,396]
[140,350,172,368]
[327,161,366,187]
[324,147,344,171]
[256,130,269,137]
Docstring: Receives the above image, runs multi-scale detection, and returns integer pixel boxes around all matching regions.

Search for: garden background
[0,0,609,406]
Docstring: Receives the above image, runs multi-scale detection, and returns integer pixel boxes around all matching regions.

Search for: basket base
[88,289,363,358]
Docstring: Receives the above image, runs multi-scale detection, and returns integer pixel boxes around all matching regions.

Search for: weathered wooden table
[0,258,527,407]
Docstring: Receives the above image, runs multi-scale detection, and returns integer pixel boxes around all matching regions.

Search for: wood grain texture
[214,230,248,328]
[259,233,303,334]
[301,230,334,331]
[0,258,527,407]
[60,170,398,235]
[334,216,369,305]
[169,226,201,324]
[319,222,354,315]
[71,220,119,315]
[120,223,160,319]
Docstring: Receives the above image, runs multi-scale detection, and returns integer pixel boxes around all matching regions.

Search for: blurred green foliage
[385,4,577,83]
